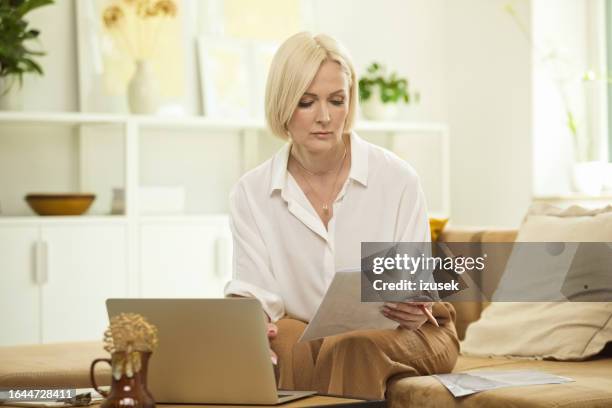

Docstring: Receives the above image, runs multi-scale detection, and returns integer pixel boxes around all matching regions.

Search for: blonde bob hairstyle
[265,32,358,140]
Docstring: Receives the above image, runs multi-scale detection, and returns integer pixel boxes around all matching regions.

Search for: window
[607,0,612,161]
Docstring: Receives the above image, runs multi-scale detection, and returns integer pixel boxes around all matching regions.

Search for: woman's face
[287,60,350,154]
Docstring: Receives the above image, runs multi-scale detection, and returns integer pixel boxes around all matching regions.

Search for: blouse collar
[269,131,369,195]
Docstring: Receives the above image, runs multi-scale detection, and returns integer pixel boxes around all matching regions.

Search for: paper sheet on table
[298,269,397,342]
[433,370,574,397]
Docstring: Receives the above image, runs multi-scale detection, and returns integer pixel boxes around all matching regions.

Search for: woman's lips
[312,131,333,138]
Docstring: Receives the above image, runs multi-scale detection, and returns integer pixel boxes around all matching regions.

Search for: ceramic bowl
[25,194,96,216]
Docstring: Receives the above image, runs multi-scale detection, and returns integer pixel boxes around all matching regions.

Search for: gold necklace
[293,145,347,176]
[292,146,348,215]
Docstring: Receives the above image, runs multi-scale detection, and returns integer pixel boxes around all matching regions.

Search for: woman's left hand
[381,301,432,330]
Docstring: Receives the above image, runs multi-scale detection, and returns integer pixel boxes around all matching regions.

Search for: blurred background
[0,0,611,345]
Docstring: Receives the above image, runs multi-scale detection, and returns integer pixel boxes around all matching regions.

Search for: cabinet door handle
[214,236,229,278]
[34,241,42,285]
[35,241,49,285]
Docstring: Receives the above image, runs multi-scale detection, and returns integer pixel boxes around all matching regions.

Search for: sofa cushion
[0,341,110,389]
[462,204,612,360]
[439,228,517,339]
[439,227,487,340]
[388,355,612,408]
[462,302,612,360]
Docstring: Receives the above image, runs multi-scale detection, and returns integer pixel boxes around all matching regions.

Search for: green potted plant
[0,0,54,110]
[359,62,419,121]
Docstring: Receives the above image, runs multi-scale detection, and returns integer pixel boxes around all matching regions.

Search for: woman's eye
[298,101,314,108]
[331,99,345,106]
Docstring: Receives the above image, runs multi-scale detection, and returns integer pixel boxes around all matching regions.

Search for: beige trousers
[270,302,460,400]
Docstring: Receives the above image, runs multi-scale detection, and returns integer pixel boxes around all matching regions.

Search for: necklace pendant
[323,204,329,214]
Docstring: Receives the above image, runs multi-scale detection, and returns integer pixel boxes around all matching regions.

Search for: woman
[224,32,459,399]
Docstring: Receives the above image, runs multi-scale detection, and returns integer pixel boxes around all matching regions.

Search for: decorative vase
[127,60,160,115]
[361,85,399,121]
[90,351,155,408]
[572,161,604,195]
[0,76,24,110]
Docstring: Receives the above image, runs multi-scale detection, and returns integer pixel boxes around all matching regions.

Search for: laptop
[106,298,316,405]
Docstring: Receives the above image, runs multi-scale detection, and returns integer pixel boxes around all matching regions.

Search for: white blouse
[224,132,430,322]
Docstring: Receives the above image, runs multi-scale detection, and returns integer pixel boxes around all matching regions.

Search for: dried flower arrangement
[104,313,159,380]
[102,0,178,61]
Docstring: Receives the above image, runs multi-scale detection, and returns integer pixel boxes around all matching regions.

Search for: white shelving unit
[0,111,450,217]
[0,111,447,131]
[0,111,449,346]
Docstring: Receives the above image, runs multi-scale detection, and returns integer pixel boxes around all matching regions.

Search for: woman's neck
[291,135,350,175]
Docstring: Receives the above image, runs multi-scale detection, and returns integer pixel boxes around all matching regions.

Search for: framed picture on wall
[197,37,278,119]
[75,0,188,114]
[197,37,252,118]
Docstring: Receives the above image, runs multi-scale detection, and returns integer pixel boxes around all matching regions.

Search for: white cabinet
[40,224,128,343]
[0,226,40,345]
[0,222,128,346]
[140,217,232,298]
[0,217,230,346]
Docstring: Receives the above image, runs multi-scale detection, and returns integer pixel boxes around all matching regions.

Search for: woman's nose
[317,104,331,124]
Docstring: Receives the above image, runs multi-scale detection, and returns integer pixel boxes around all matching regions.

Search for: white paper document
[433,370,574,397]
[298,269,397,342]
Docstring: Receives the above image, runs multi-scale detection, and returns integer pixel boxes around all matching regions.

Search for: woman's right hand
[267,322,278,365]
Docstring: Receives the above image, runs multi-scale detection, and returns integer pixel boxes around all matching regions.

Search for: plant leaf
[14,0,54,18]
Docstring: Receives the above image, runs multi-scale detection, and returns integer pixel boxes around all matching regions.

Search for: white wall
[444,0,533,227]
[21,0,78,111]
[1,0,536,226]
[0,126,79,215]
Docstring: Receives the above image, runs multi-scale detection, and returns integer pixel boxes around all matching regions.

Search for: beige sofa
[1,228,611,407]
[387,228,612,407]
